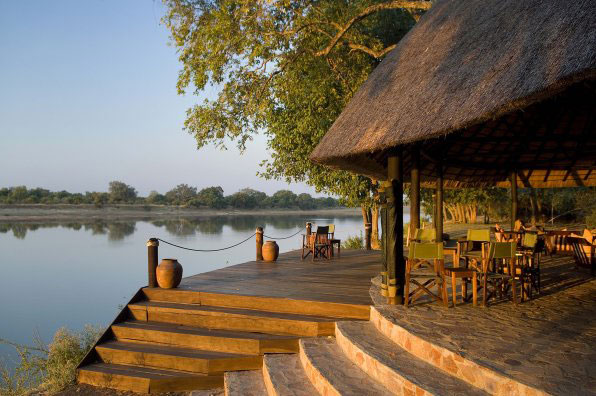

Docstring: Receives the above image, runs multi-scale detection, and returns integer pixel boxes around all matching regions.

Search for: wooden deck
[179,249,381,306]
[77,249,382,393]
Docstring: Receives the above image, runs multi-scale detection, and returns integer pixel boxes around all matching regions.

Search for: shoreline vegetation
[0,205,368,223]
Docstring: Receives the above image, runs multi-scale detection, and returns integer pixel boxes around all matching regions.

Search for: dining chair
[404,242,448,308]
[459,229,491,269]
[479,242,519,307]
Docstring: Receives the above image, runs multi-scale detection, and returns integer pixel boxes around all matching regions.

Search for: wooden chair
[568,236,595,276]
[478,242,519,307]
[413,228,436,243]
[518,232,541,298]
[458,229,491,269]
[404,242,448,308]
[305,226,330,261]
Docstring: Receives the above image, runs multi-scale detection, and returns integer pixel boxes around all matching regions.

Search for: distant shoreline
[0,204,367,223]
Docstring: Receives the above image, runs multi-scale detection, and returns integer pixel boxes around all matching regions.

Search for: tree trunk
[529,188,539,226]
[371,204,380,250]
[361,205,370,224]
[447,204,457,223]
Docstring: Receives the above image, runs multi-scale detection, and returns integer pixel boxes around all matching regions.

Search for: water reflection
[0,215,360,241]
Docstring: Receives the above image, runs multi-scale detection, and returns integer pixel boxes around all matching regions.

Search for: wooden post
[379,184,388,297]
[365,223,372,250]
[306,222,312,237]
[511,171,518,230]
[436,160,444,242]
[410,146,421,237]
[387,150,404,305]
[256,227,264,261]
[147,238,159,288]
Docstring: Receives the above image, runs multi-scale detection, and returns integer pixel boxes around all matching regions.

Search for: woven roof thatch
[310,0,596,188]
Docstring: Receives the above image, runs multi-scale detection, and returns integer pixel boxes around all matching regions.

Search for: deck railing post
[147,238,159,288]
[365,223,372,250]
[256,227,264,261]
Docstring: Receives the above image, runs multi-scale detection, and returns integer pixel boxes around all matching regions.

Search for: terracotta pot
[156,258,183,289]
[262,241,279,262]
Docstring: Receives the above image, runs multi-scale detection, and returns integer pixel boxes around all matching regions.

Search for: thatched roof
[310,0,596,188]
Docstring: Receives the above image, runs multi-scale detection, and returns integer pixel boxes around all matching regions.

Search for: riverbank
[0,204,363,223]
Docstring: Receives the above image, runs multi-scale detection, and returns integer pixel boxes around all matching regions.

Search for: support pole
[256,227,264,261]
[435,160,444,242]
[410,146,421,237]
[511,171,518,230]
[379,185,388,297]
[365,223,372,250]
[387,150,404,305]
[147,238,159,288]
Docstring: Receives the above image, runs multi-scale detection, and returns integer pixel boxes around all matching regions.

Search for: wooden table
[329,239,341,257]
[444,267,477,307]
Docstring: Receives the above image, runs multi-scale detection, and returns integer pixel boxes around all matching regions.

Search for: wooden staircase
[76,287,370,393]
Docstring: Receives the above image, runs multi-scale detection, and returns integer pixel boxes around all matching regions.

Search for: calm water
[0,214,375,365]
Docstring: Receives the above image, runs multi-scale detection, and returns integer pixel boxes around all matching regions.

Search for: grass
[342,232,364,249]
[0,325,103,396]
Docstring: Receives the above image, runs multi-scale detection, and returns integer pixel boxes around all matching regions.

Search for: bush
[342,233,363,249]
[0,325,103,395]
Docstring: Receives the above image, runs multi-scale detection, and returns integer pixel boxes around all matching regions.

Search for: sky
[0,1,321,196]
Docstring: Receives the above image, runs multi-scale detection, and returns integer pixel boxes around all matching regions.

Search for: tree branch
[347,43,397,59]
[315,1,431,57]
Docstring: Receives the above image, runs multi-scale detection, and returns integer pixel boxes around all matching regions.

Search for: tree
[197,186,226,208]
[147,190,167,205]
[271,190,297,208]
[165,184,197,205]
[162,0,430,232]
[108,181,137,203]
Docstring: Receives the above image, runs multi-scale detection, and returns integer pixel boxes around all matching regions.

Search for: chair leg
[472,272,477,307]
[451,274,457,307]
[483,276,488,307]
[442,277,448,307]
[462,279,468,302]
[404,273,410,308]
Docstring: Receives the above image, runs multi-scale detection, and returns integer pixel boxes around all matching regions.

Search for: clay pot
[156,259,183,289]
[262,241,279,262]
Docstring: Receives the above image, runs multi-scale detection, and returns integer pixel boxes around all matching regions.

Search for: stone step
[224,370,267,396]
[77,362,222,393]
[335,321,488,396]
[128,300,337,336]
[111,321,299,355]
[299,338,392,395]
[262,354,318,396]
[95,340,261,374]
[142,287,370,319]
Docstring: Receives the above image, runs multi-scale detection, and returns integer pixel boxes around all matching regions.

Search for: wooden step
[299,338,391,395]
[224,370,268,396]
[128,300,337,336]
[95,340,261,374]
[77,362,222,393]
[335,321,488,396]
[111,321,300,355]
[262,354,318,396]
[142,288,370,320]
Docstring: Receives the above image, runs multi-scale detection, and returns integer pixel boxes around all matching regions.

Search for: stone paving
[371,254,596,395]
[263,354,318,396]
[223,370,266,396]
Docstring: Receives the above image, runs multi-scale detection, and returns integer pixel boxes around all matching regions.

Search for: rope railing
[156,233,256,252]
[155,226,305,252]
[263,228,304,240]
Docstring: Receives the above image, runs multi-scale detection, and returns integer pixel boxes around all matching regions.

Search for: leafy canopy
[162,0,427,206]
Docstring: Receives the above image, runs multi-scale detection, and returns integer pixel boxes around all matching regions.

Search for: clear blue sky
[0,1,319,196]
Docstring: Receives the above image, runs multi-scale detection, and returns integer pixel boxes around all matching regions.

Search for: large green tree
[162,0,430,231]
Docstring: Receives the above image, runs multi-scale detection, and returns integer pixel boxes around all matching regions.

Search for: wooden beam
[511,170,518,229]
[410,146,421,235]
[386,149,404,305]
[435,159,444,241]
